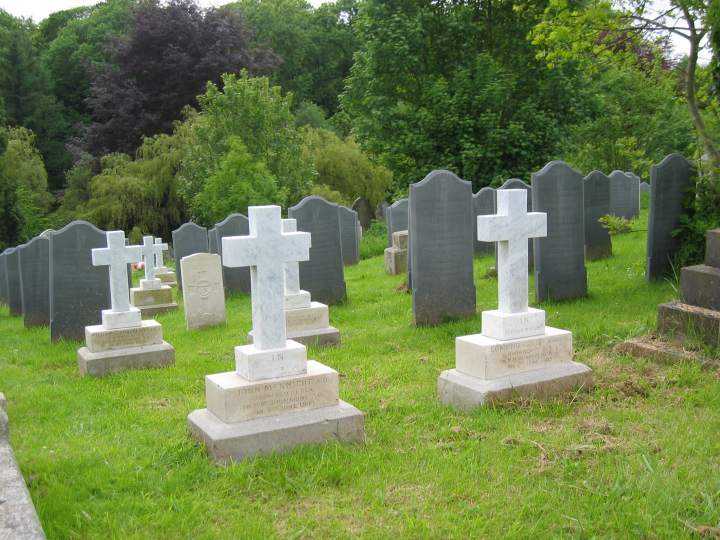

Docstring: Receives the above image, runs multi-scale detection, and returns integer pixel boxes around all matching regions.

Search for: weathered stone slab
[18,236,50,327]
[208,227,219,255]
[188,400,364,463]
[647,154,695,280]
[352,197,373,230]
[376,201,389,220]
[657,301,720,346]
[289,196,346,305]
[0,251,7,305]
[640,181,651,194]
[78,341,175,377]
[181,252,226,330]
[456,327,572,379]
[339,206,360,266]
[215,213,251,295]
[609,171,638,220]
[438,362,592,409]
[5,246,22,317]
[583,171,612,261]
[206,360,339,423]
[130,285,177,316]
[0,395,46,539]
[409,170,475,325]
[386,198,408,247]
[681,264,720,311]
[85,319,163,353]
[498,178,533,267]
[50,221,110,342]
[473,187,496,255]
[706,229,720,268]
[532,161,587,302]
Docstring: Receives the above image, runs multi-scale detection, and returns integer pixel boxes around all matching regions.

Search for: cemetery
[1,0,720,536]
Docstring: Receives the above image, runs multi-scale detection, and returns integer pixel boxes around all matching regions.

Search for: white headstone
[477,189,547,340]
[154,237,168,268]
[91,231,142,329]
[222,206,311,352]
[282,219,312,309]
[181,253,226,330]
[140,235,166,290]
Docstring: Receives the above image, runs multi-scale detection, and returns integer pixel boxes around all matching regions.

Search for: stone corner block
[85,319,163,353]
[480,307,545,341]
[78,341,175,377]
[235,340,307,382]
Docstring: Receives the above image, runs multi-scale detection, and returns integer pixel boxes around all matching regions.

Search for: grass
[2,207,720,538]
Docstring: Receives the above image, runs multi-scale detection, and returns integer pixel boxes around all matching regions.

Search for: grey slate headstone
[640,181,651,194]
[532,161,587,302]
[49,220,110,342]
[18,235,50,327]
[172,222,209,290]
[609,171,639,220]
[208,227,219,255]
[498,178,533,267]
[289,196,346,305]
[5,247,22,317]
[473,187,496,255]
[215,213,251,295]
[376,201,389,221]
[0,252,7,305]
[386,198,408,247]
[352,197,373,231]
[583,171,612,261]
[339,206,360,266]
[409,170,475,326]
[647,154,695,280]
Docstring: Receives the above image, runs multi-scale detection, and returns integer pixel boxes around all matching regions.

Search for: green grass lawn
[2,208,720,538]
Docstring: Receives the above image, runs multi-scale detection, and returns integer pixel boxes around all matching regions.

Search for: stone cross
[282,219,302,296]
[154,237,167,268]
[477,189,546,314]
[141,235,167,282]
[92,231,141,314]
[223,206,311,350]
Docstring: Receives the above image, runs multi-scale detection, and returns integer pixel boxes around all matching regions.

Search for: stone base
[248,326,341,347]
[131,284,174,306]
[438,363,593,409]
[85,319,163,352]
[235,339,307,381]
[680,265,720,311]
[384,246,407,275]
[77,341,175,377]
[137,303,179,317]
[657,301,720,346]
[481,308,545,341]
[585,244,612,261]
[157,270,177,286]
[188,400,365,463]
[615,336,713,366]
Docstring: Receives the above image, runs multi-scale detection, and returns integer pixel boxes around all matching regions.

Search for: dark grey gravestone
[647,154,695,281]
[640,181,651,194]
[289,196,346,305]
[609,171,638,220]
[583,171,612,261]
[49,221,110,341]
[376,201,389,221]
[0,251,7,305]
[216,214,251,295]
[409,170,475,326]
[339,206,360,266]
[386,198,408,247]
[532,161,587,302]
[5,247,22,316]
[208,227,219,255]
[18,235,50,327]
[172,222,209,290]
[473,187,496,255]
[352,197,373,231]
[498,178,533,268]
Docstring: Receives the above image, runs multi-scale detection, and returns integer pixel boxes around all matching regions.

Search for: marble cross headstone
[154,237,167,268]
[477,189,547,340]
[282,218,312,309]
[140,235,166,289]
[92,231,143,329]
[222,206,311,351]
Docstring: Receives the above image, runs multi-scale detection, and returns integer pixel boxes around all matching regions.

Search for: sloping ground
[1,208,720,538]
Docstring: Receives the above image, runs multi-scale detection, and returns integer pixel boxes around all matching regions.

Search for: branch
[629,15,692,40]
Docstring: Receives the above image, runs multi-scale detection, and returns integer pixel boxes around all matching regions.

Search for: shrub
[599,214,633,235]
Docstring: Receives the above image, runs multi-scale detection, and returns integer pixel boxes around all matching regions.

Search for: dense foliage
[0,0,717,261]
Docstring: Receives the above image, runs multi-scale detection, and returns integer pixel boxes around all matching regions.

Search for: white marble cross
[282,219,302,296]
[141,235,167,284]
[92,231,141,318]
[154,237,167,268]
[223,206,311,350]
[477,189,546,314]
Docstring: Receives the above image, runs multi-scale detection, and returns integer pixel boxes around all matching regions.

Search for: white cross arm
[283,231,311,262]
[476,212,547,243]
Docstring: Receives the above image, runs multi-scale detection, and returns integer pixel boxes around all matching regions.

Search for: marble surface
[154,237,168,268]
[181,252,226,330]
[477,189,546,316]
[223,206,311,352]
[140,235,166,284]
[282,219,311,309]
[91,231,142,327]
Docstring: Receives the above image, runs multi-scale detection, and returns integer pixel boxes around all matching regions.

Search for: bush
[360,219,387,260]
[599,214,633,235]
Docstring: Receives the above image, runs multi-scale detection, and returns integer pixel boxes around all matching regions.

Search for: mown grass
[2,207,720,538]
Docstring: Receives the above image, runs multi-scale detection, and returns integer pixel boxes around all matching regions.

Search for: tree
[84,0,277,156]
